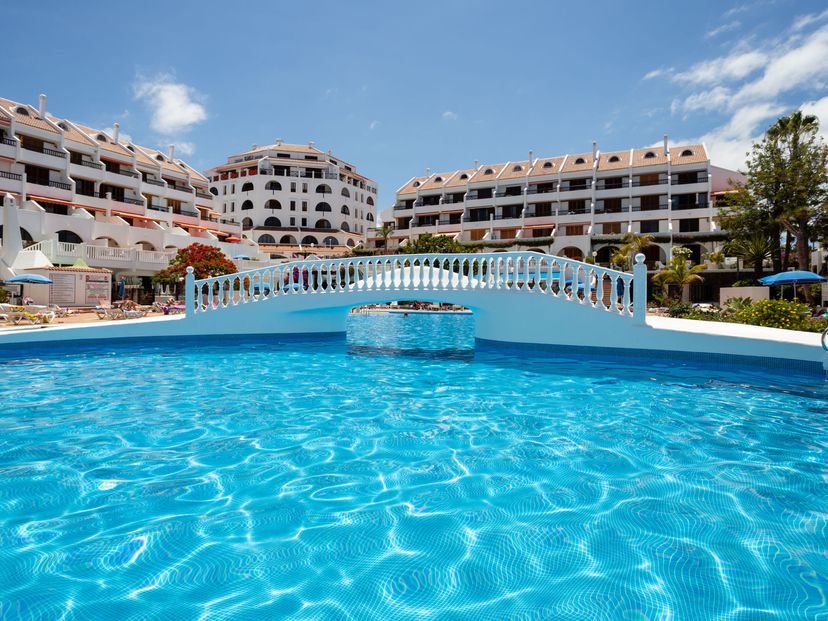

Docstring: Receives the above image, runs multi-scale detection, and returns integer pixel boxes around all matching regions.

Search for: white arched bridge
[183,251,647,344]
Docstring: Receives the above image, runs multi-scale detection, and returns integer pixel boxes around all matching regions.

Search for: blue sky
[4,1,828,208]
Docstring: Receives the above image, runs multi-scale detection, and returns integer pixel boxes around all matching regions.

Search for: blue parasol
[6,274,53,284]
[759,271,826,285]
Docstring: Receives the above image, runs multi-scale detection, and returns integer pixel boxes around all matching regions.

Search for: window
[241,182,254,192]
[640,195,661,211]
[322,236,338,247]
[512,165,523,172]
[542,162,553,168]
[156,154,165,161]
[341,205,350,215]
[289,200,296,211]
[643,151,656,159]
[680,149,694,157]
[302,183,308,193]
[301,218,307,226]
[266,181,281,191]
[640,220,659,233]
[679,218,699,232]
[603,222,621,235]
[290,217,295,225]
[280,235,298,244]
[315,202,331,212]
[608,155,620,163]
[209,187,218,196]
[366,213,374,222]
[56,230,82,244]
[291,182,296,192]
[602,198,622,213]
[366,196,374,206]
[460,173,469,179]
[434,176,443,183]
[567,199,586,213]
[223,186,227,195]
[341,188,350,197]
[241,200,253,210]
[484,168,494,175]
[574,157,586,165]
[316,184,332,194]
[231,202,235,212]
[302,201,307,211]
[302,235,318,245]
[265,199,281,210]
[413,181,420,187]
[96,134,107,142]
[231,184,235,193]
[16,107,29,116]
[564,225,584,236]
[341,222,350,232]
[315,219,331,229]
[258,234,275,244]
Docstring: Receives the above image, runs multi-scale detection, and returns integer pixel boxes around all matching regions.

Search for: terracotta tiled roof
[0,98,59,134]
[175,160,209,183]
[528,157,565,177]
[468,163,505,184]
[236,142,325,157]
[136,146,187,176]
[397,176,429,195]
[597,150,631,170]
[632,147,668,167]
[417,172,450,192]
[669,145,708,165]
[499,160,531,180]
[443,169,477,188]
[42,266,112,273]
[561,153,595,173]
[74,124,134,160]
[54,120,96,148]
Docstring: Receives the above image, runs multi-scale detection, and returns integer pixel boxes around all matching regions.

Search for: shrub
[733,299,812,331]
[666,301,694,318]
[684,309,727,322]
[0,288,8,304]
[724,296,753,312]
[731,278,759,287]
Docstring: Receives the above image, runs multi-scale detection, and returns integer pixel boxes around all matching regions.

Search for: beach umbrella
[6,274,53,284]
[758,270,826,285]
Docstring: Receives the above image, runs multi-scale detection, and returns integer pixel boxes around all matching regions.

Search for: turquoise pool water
[1,314,826,620]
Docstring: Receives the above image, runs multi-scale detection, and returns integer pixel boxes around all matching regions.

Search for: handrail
[822,326,828,352]
[188,251,646,323]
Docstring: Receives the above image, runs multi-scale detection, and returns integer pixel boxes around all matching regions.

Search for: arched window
[434,176,443,183]
[341,187,350,197]
[680,149,694,157]
[543,162,553,168]
[341,205,350,215]
[322,236,339,247]
[608,156,620,163]
[484,168,494,175]
[315,202,331,212]
[56,230,82,244]
[136,241,156,251]
[512,165,523,172]
[94,237,119,247]
[346,238,355,247]
[413,181,421,187]
[0,226,34,243]
[241,182,254,192]
[644,151,656,159]
[156,154,165,161]
[366,196,374,206]
[302,235,318,245]
[209,187,218,195]
[265,199,281,210]
[366,213,374,222]
[315,219,331,229]
[574,157,586,165]
[340,221,350,232]
[16,107,29,116]
[242,217,253,227]
[280,235,298,244]
[57,122,68,130]
[264,216,281,227]
[460,173,469,179]
[561,246,584,261]
[266,181,281,191]
[96,134,107,142]
[258,234,276,244]
[315,183,332,194]
[241,200,253,210]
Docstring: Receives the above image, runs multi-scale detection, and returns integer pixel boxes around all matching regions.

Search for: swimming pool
[1,314,826,619]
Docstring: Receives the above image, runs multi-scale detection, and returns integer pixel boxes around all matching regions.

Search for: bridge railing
[185,252,647,323]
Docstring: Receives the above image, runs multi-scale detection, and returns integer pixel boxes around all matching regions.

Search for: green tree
[376,222,394,251]
[610,233,653,270]
[152,243,238,285]
[653,251,706,303]
[399,232,469,254]
[724,234,773,280]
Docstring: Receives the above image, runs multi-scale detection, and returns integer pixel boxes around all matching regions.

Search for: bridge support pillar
[185,266,194,317]
[633,253,647,325]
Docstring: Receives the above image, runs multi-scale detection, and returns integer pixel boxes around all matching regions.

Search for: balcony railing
[671,175,709,185]
[462,215,492,223]
[144,178,165,187]
[173,208,200,217]
[495,188,524,198]
[148,203,170,212]
[167,183,193,193]
[631,203,669,211]
[526,186,556,195]
[0,170,22,181]
[393,204,412,211]
[561,181,592,192]
[523,210,553,219]
[1,137,16,147]
[594,205,630,214]
[595,181,626,191]
[631,178,667,187]
[31,179,72,190]
[78,160,103,170]
[42,146,67,159]
[559,206,590,215]
[671,202,710,210]
[195,190,213,199]
[113,168,140,178]
[122,197,144,206]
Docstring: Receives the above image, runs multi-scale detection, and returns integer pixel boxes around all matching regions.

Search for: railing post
[633,253,647,325]
[185,266,195,317]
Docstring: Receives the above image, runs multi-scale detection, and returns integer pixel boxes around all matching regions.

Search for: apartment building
[0,94,259,293]
[382,138,743,269]
[206,141,377,255]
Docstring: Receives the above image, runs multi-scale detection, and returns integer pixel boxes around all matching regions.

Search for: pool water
[1,314,826,620]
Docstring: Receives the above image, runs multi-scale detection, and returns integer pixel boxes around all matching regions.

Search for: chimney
[592,140,598,162]
[528,150,534,162]
[112,122,120,142]
[251,144,257,150]
[308,141,315,148]
[38,94,46,118]
[473,159,479,169]
[426,167,431,175]
[167,144,175,161]
[275,138,283,146]
[663,133,669,156]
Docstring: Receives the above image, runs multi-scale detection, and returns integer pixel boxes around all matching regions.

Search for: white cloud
[441,110,458,121]
[673,50,767,86]
[133,73,207,135]
[792,8,828,32]
[173,141,195,156]
[706,21,741,38]
[643,67,672,80]
[102,126,133,144]
[369,120,380,130]
[676,86,734,113]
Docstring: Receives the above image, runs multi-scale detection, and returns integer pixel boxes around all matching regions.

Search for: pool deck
[0,312,824,375]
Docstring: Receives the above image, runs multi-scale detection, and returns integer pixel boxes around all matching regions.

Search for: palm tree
[725,234,773,280]
[377,222,393,254]
[611,233,653,270]
[653,256,706,302]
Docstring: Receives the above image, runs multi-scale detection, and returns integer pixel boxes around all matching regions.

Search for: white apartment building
[206,141,377,255]
[382,138,743,269]
[0,94,262,296]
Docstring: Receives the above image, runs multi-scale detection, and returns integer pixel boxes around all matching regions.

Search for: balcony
[0,170,22,182]
[42,146,67,159]
[526,186,556,195]
[79,160,103,170]
[631,203,669,211]
[22,240,176,270]
[28,178,72,191]
[671,201,710,211]
[393,204,413,211]
[166,182,193,193]
[671,174,709,185]
[195,190,213,199]
[2,137,16,147]
[122,196,144,206]
[113,168,140,178]
[561,180,592,192]
[594,205,629,214]
[143,178,165,187]
[148,203,170,213]
[172,207,200,217]
[631,178,667,187]
[559,205,590,215]
[595,181,627,191]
